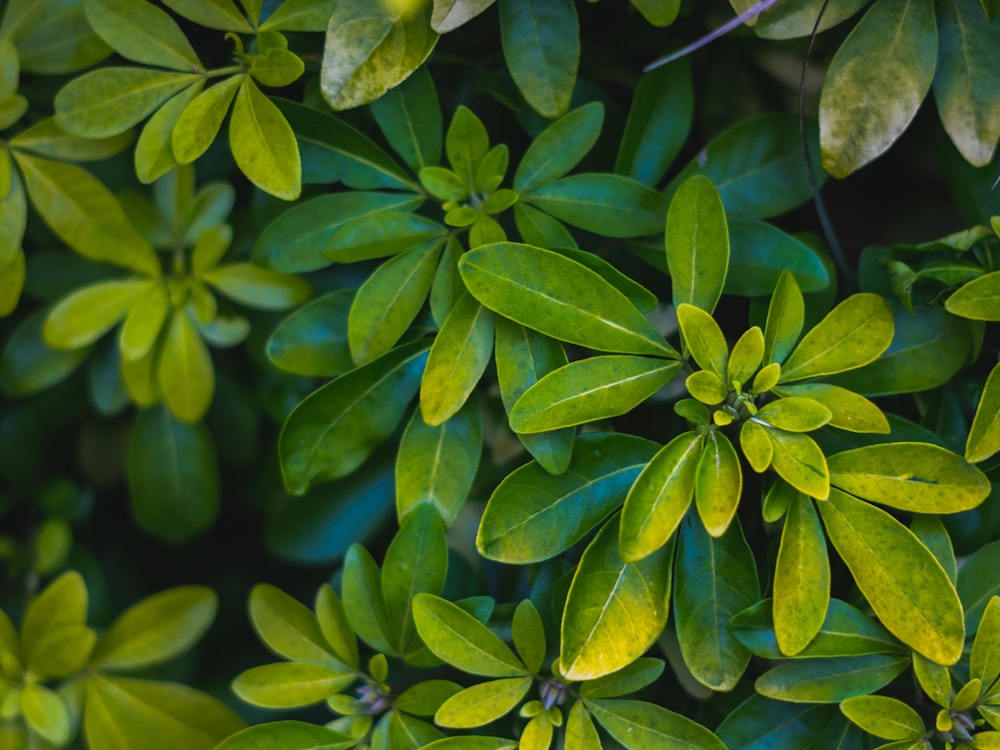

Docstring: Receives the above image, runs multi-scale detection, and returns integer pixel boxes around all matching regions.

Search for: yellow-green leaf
[756,397,832,432]
[818,489,965,665]
[229,78,300,200]
[767,428,829,499]
[619,430,702,562]
[774,383,890,433]
[666,175,729,314]
[740,419,773,473]
[695,431,742,537]
[85,0,201,71]
[172,74,243,165]
[676,303,728,379]
[966,361,1000,463]
[946,270,1000,320]
[158,308,214,423]
[44,279,151,350]
[434,677,532,728]
[773,497,830,656]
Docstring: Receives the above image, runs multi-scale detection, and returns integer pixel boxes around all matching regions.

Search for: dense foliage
[2,0,1000,748]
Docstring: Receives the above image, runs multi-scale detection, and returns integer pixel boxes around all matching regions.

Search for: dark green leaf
[266,289,355,377]
[370,66,442,173]
[755,654,909,703]
[586,699,726,750]
[616,60,692,187]
[85,0,200,71]
[726,221,830,297]
[477,433,658,563]
[674,515,758,690]
[497,0,579,118]
[718,695,862,750]
[129,404,219,543]
[396,395,482,527]
[515,102,603,193]
[279,341,428,494]
[526,174,669,238]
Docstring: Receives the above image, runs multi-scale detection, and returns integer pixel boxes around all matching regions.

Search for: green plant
[2,0,1000,748]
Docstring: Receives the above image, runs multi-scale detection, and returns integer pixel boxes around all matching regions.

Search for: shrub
[1,0,1000,748]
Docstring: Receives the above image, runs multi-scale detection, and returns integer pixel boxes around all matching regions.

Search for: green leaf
[382,504,448,653]
[279,341,428,494]
[434,677,532,728]
[214,721,353,750]
[43,279,151,350]
[159,0,251,30]
[266,289,354,377]
[477,433,658,563]
[421,738,516,750]
[566,702,602,749]
[21,681,70,745]
[171,74,242,165]
[687,372,728,408]
[933,0,1000,166]
[445,105,489,187]
[232,662,354,708]
[15,152,159,275]
[779,294,894,382]
[342,544,394,654]
[755,654,909,703]
[370,66,441,173]
[752,0,870,37]
[717,695,863,750]
[971,596,1000,691]
[249,582,342,666]
[461,243,675,356]
[54,67,199,138]
[396,396,481,527]
[773,497,830,656]
[249,47,304,88]
[740,420,773,473]
[729,597,904,659]
[578,658,665,699]
[85,0,200,70]
[276,99,417,190]
[946,269,1000,320]
[15,3,112,75]
[413,594,528,677]
[827,443,990,513]
[84,673,245,750]
[763,270,805,366]
[0,308,90,396]
[670,114,822,219]
[315,585,359,670]
[526,174,669,238]
[674,516,758,690]
[549,247,658,313]
[431,0,496,31]
[966,361,1000,463]
[840,695,925,740]
[827,302,971,396]
[134,81,204,183]
[320,0,438,111]
[509,355,681,433]
[818,489,965,665]
[819,0,938,177]
[666,176,729,313]
[497,0,578,118]
[756,398,832,432]
[349,240,441,364]
[910,515,958,586]
[11,117,135,162]
[90,587,216,671]
[616,60,692,187]
[560,516,673,681]
[255,193,422,273]
[767,428,829,500]
[494,319,574,474]
[420,293,495,426]
[725,220,830,296]
[129,404,219,542]
[727,328,765,388]
[202,263,310,311]
[21,571,92,678]
[229,78,300,200]
[620,430,702,562]
[773,383,889,433]
[158,308,214,423]
[586,699,727,750]
[325,212,446,264]
[395,680,462,717]
[512,600,546,674]
[513,202,577,248]
[677,303,729,379]
[515,102,603,193]
[695,430,742,537]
